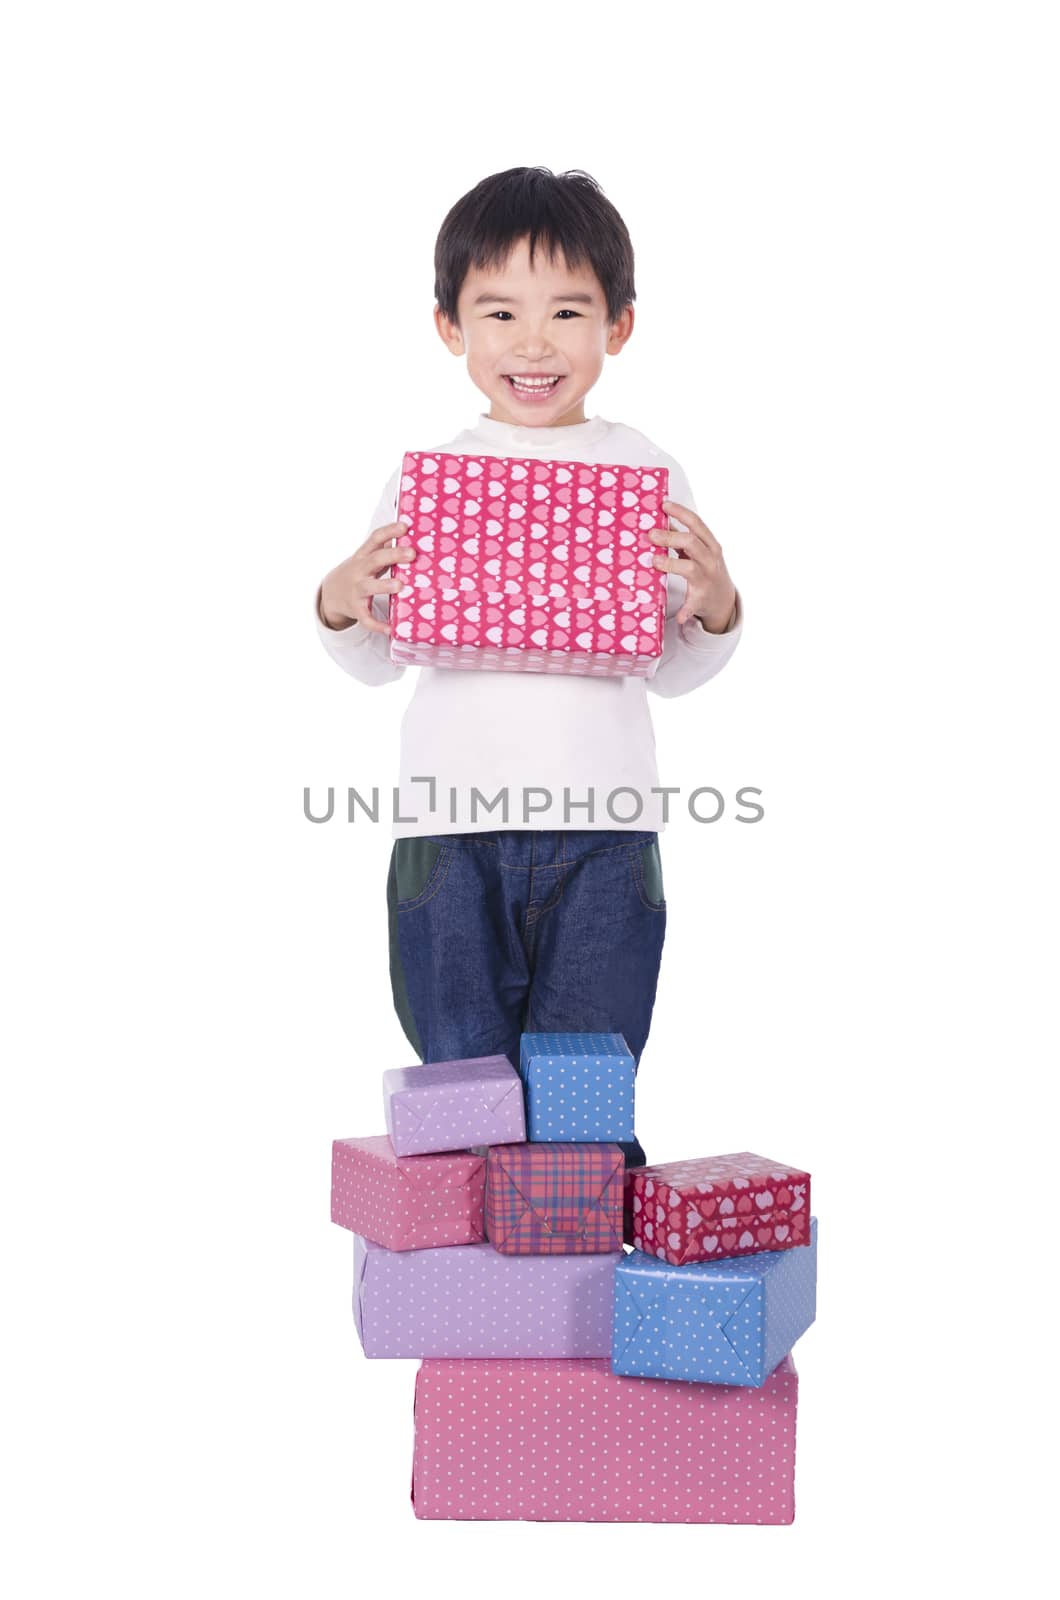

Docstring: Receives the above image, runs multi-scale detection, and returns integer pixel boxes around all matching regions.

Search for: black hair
[434,166,635,328]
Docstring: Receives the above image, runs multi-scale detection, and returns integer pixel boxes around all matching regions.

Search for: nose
[513,342,550,361]
[512,324,554,359]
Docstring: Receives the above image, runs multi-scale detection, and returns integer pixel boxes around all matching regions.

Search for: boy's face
[435,235,633,427]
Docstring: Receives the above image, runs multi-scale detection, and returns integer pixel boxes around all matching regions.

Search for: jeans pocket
[630,838,666,911]
[394,838,449,910]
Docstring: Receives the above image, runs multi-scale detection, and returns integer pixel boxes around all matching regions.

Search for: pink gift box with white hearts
[388,450,670,675]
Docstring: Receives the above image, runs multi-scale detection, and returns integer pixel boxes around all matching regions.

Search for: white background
[2,2,1055,1594]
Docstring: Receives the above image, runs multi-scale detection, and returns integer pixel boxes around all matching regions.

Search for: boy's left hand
[651,500,738,632]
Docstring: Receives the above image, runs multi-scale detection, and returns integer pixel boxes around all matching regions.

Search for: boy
[314,167,742,1165]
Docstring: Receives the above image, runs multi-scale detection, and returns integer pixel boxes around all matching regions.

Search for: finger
[653,552,696,577]
[648,529,699,549]
[362,577,408,595]
[662,499,721,555]
[371,550,416,582]
[352,601,392,636]
[366,520,414,551]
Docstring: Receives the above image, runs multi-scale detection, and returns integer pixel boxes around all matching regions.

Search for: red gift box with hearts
[387,450,670,675]
[624,1151,811,1266]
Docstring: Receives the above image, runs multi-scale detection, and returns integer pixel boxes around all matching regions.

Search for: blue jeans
[386,830,667,1167]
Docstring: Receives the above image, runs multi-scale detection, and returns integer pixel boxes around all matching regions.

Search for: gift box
[626,1151,811,1266]
[352,1234,616,1357]
[382,1054,526,1156]
[330,1135,485,1250]
[411,1354,798,1523]
[518,1031,635,1142]
[613,1216,818,1386]
[485,1142,624,1256]
[388,451,670,676]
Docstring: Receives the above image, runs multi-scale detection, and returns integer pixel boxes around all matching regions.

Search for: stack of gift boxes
[331,1032,817,1524]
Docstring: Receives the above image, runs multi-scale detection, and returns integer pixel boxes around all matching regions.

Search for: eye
[488,310,582,320]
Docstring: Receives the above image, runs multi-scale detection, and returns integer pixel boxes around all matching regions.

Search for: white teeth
[509,375,560,388]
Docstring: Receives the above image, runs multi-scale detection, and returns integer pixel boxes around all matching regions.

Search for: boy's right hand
[318,521,416,635]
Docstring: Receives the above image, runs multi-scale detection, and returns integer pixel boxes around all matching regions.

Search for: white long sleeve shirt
[315,411,744,838]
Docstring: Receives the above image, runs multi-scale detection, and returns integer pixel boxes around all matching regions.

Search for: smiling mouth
[504,375,564,392]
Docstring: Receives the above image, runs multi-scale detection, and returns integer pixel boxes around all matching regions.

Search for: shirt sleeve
[645,451,744,700]
[314,463,408,687]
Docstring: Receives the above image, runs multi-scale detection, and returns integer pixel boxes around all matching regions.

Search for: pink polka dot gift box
[387,451,671,676]
[625,1150,811,1267]
[485,1141,625,1256]
[330,1135,485,1251]
[410,1354,798,1523]
[382,1053,526,1157]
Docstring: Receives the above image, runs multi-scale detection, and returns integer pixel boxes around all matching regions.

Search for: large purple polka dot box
[330,1135,485,1251]
[353,1236,617,1358]
[410,1355,798,1524]
[382,1053,526,1157]
[388,452,671,678]
[518,1031,635,1142]
[612,1216,818,1387]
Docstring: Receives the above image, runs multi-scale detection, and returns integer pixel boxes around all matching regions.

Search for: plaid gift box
[387,451,671,676]
[485,1141,624,1255]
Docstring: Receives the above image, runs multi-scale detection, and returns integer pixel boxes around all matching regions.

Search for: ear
[434,303,464,356]
[606,303,635,357]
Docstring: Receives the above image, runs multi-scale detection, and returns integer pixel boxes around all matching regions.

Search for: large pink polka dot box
[411,1355,798,1524]
[624,1151,812,1267]
[387,451,670,676]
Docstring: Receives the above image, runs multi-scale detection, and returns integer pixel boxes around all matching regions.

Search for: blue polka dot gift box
[612,1217,818,1387]
[518,1031,635,1142]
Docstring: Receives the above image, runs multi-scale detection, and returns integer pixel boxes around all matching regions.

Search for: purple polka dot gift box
[612,1216,818,1387]
[330,1135,485,1251]
[352,1235,616,1358]
[410,1355,798,1523]
[518,1031,635,1142]
[383,1053,526,1157]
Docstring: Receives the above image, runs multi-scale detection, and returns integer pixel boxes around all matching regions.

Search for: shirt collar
[466,411,611,451]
